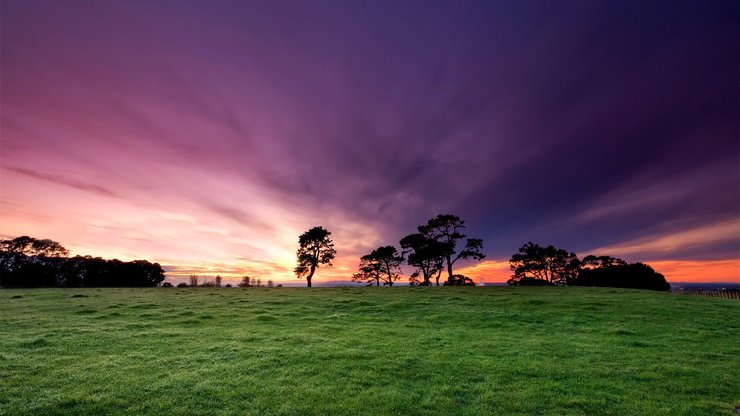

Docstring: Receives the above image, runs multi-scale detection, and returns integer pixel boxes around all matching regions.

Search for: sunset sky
[1,1,738,285]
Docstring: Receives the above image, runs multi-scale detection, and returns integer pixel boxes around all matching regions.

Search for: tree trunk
[446,255,454,285]
[435,269,442,286]
[376,278,379,286]
[307,265,316,287]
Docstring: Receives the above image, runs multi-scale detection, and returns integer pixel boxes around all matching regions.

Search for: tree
[256,278,262,287]
[294,226,336,287]
[215,275,222,287]
[352,245,404,286]
[417,214,486,285]
[239,276,252,287]
[189,274,199,287]
[507,242,580,286]
[267,280,274,288]
[399,233,445,286]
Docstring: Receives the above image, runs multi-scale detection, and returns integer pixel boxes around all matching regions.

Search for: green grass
[0,287,738,415]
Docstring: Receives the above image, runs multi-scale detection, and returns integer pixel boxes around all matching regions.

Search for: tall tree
[294,226,336,287]
[399,233,445,286]
[417,214,485,285]
[352,245,404,286]
[508,242,580,286]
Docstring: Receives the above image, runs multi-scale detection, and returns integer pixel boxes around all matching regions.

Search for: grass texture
[1,287,738,415]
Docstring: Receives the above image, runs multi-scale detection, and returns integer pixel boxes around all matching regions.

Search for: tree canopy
[508,242,580,286]
[294,226,336,287]
[399,233,445,286]
[352,245,404,286]
[416,214,485,285]
[0,236,69,257]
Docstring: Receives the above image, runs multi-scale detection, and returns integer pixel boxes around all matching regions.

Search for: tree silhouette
[572,262,670,291]
[580,255,626,270]
[399,233,445,286]
[417,214,485,285]
[294,226,336,287]
[352,245,404,286]
[508,242,580,286]
[443,274,477,286]
[0,236,69,257]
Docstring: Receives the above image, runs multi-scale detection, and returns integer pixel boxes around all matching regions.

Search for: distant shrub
[161,282,173,288]
[176,283,188,288]
[443,274,476,286]
[507,276,553,286]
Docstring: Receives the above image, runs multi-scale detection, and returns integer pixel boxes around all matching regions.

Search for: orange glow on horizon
[458,258,740,285]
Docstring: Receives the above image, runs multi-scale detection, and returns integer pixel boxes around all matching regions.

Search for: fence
[671,288,740,300]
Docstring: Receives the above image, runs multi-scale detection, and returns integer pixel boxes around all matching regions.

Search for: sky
[1,0,738,285]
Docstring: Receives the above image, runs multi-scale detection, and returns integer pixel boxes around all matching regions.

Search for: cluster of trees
[237,276,276,288]
[0,236,165,288]
[164,275,279,288]
[507,242,670,291]
[294,215,486,287]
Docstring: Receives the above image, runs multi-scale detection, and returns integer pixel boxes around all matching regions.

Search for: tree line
[1,220,670,291]
[165,275,280,288]
[507,242,670,291]
[294,214,669,291]
[295,214,485,287]
[0,236,165,288]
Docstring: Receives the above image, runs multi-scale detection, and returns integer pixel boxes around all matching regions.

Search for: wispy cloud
[591,219,740,259]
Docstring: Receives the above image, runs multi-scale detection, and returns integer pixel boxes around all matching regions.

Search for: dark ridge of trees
[571,262,670,291]
[352,245,404,286]
[398,214,485,286]
[507,242,670,291]
[294,226,336,287]
[0,237,165,288]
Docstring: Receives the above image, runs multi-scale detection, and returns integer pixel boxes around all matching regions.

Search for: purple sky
[1,1,738,284]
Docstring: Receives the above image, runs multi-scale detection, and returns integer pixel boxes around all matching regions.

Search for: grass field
[0,287,738,415]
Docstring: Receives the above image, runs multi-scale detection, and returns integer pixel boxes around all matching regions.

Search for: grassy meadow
[0,287,738,415]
